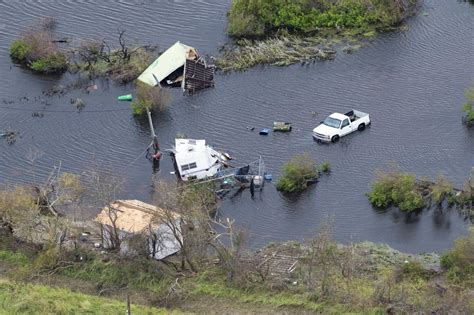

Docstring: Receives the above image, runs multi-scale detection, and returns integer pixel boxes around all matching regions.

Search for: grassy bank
[0,279,172,315]
[1,229,472,314]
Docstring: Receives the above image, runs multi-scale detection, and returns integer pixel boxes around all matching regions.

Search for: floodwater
[0,0,473,253]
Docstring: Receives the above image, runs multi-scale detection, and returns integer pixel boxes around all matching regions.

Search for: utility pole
[146,109,161,169]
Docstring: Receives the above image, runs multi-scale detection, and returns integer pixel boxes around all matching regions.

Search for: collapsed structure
[137,41,214,94]
[95,200,182,260]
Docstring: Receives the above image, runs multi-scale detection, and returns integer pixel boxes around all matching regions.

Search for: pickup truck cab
[312,110,370,143]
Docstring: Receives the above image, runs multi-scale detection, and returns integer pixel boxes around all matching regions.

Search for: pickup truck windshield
[323,117,341,129]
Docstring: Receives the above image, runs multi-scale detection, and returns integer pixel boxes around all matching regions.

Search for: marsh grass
[217,35,338,71]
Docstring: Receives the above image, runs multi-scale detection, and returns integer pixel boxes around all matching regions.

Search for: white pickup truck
[312,110,370,143]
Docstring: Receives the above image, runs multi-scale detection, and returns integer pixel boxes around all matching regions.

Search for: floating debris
[273,122,292,132]
[71,98,86,112]
[32,112,44,118]
[259,128,270,135]
[1,129,17,145]
[117,94,133,102]
[86,84,98,93]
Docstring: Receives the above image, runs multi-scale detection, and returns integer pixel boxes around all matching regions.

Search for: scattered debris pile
[138,41,214,94]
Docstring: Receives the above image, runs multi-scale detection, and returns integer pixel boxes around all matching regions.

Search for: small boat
[273,122,292,132]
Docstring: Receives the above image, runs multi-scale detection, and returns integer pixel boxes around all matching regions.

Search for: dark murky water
[0,0,473,253]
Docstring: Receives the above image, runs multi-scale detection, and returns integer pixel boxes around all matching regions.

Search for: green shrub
[400,261,430,280]
[9,19,68,74]
[441,229,474,287]
[10,39,33,61]
[227,0,413,37]
[318,161,331,173]
[131,83,170,116]
[367,170,425,212]
[276,153,318,193]
[462,102,474,126]
[462,85,474,126]
[430,175,454,205]
[29,53,68,74]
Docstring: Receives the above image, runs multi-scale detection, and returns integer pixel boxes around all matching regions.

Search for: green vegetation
[368,168,473,218]
[1,225,473,314]
[220,0,418,70]
[0,250,30,267]
[462,84,474,127]
[59,254,172,293]
[10,19,68,74]
[131,82,171,116]
[0,171,472,314]
[276,153,319,193]
[0,279,169,314]
[76,34,157,84]
[441,228,474,288]
[367,169,425,212]
[227,0,417,37]
[430,174,454,205]
[318,161,331,173]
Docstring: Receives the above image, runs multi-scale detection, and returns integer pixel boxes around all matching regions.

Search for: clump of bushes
[367,169,425,212]
[76,31,157,84]
[462,85,474,127]
[131,82,171,116]
[318,161,331,173]
[276,153,319,193]
[400,260,431,281]
[430,175,454,205]
[227,0,417,37]
[10,18,68,74]
[441,228,474,287]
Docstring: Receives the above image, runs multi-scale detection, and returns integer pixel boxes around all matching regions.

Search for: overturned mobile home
[169,138,230,181]
[169,138,266,198]
[95,200,182,260]
[137,41,215,93]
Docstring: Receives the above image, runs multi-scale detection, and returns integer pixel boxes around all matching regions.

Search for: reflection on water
[0,0,473,253]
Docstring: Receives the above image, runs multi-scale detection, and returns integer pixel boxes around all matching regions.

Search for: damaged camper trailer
[137,41,214,93]
[169,139,230,181]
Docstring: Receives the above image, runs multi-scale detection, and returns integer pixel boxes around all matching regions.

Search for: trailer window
[181,162,198,171]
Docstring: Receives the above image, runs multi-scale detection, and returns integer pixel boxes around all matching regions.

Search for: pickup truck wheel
[331,135,339,143]
[358,123,365,131]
